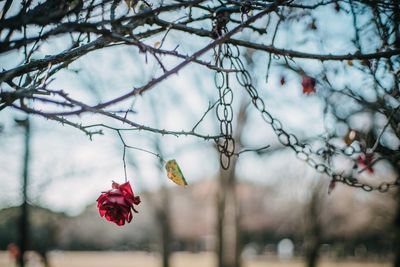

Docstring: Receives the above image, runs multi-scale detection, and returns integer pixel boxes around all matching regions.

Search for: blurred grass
[0,251,391,267]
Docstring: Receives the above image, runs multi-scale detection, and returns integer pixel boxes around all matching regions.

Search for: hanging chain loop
[215,43,235,170]
[225,44,399,192]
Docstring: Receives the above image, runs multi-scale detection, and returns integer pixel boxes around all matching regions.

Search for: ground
[0,251,391,267]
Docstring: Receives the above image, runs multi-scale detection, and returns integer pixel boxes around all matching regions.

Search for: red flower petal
[119,182,134,195]
[99,208,107,217]
[96,193,108,204]
[133,196,141,205]
[126,211,133,222]
[112,181,120,189]
[116,218,125,226]
[108,195,128,205]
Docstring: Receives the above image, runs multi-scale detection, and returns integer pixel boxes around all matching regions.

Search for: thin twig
[369,106,400,153]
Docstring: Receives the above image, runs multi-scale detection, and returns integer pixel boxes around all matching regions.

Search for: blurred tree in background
[1,0,400,267]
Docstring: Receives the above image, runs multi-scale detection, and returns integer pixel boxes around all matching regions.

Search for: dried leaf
[124,0,138,10]
[361,59,371,68]
[280,76,286,86]
[344,129,358,145]
[154,41,161,48]
[165,159,188,186]
[301,75,316,95]
[334,2,340,12]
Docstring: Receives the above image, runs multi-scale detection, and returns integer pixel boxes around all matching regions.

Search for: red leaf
[328,179,336,195]
[334,2,340,12]
[280,76,286,86]
[301,75,316,95]
[357,153,374,173]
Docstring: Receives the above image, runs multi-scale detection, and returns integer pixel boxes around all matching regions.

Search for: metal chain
[225,44,400,192]
[214,43,235,170]
[212,1,256,170]
[210,3,399,190]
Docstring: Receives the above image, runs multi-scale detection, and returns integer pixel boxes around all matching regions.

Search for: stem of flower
[123,146,128,182]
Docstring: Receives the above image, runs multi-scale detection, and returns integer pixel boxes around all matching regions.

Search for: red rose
[97,181,141,226]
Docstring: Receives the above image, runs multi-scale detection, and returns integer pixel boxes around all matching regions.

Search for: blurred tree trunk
[217,101,247,267]
[158,186,171,267]
[154,135,171,267]
[217,160,240,267]
[16,118,30,267]
[38,251,50,267]
[391,161,400,267]
[304,181,324,267]
[393,3,400,266]
[394,190,400,267]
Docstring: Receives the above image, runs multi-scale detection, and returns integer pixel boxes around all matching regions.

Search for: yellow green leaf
[165,159,188,186]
